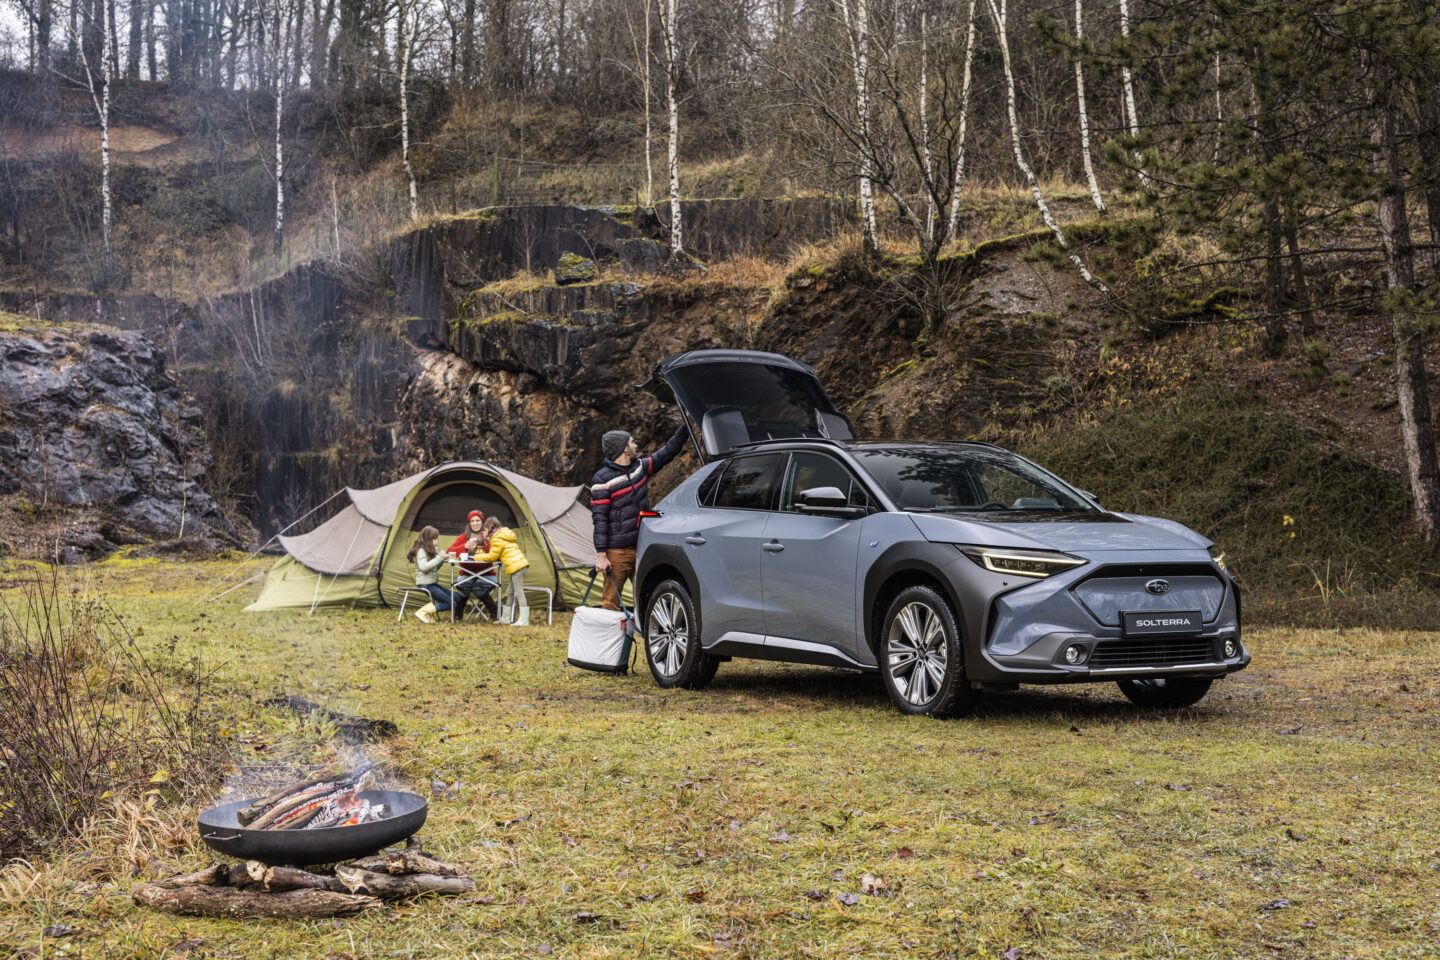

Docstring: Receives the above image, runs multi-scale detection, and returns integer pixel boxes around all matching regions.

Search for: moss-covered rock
[555,253,597,285]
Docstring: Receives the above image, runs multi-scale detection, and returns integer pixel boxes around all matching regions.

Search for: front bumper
[944,550,1248,685]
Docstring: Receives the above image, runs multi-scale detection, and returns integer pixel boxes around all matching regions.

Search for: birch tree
[657,0,683,257]
[1117,0,1148,184]
[945,0,977,240]
[76,0,113,257]
[272,0,292,254]
[622,0,655,205]
[836,0,877,250]
[399,0,421,221]
[1073,0,1105,213]
[984,0,1110,295]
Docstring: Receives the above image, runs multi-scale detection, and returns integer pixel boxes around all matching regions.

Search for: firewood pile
[132,838,475,919]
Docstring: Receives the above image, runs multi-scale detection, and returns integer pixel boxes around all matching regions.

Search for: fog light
[1223,638,1239,659]
[1064,643,1087,665]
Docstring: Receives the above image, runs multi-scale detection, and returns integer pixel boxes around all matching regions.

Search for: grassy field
[1,557,1437,959]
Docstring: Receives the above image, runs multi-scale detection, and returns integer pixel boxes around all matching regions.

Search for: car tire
[644,579,717,690]
[1116,677,1213,708]
[878,585,980,718]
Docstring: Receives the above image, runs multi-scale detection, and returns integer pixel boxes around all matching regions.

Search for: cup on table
[460,552,471,561]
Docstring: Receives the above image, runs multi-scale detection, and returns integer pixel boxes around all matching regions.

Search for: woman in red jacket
[446,510,499,620]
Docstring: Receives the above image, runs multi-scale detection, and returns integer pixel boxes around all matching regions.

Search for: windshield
[851,447,1094,514]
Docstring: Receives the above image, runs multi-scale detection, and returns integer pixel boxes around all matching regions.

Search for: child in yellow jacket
[476,517,532,625]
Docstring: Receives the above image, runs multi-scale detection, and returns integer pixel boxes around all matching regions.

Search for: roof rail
[728,435,846,452]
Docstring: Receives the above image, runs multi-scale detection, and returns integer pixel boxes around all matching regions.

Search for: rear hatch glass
[640,351,853,459]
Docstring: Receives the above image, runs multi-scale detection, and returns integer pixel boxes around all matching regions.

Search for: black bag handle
[579,567,633,619]
[579,570,599,606]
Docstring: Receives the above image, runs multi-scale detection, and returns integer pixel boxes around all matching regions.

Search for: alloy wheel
[886,600,949,706]
[647,591,689,679]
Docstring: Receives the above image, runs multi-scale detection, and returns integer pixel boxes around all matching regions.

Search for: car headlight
[960,546,1086,579]
[1208,545,1228,572]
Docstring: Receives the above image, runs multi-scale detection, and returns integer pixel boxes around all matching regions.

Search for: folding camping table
[445,557,499,622]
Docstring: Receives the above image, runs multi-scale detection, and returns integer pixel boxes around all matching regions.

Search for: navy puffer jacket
[590,425,689,551]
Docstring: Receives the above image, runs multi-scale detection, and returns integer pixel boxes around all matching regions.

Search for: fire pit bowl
[197,790,428,866]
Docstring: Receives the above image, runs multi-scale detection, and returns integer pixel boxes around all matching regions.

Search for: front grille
[1090,637,1215,668]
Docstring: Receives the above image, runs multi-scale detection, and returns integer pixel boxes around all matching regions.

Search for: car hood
[909,511,1209,554]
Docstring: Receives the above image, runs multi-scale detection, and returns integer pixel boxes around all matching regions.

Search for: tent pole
[199,488,346,603]
[207,571,266,602]
[307,568,324,615]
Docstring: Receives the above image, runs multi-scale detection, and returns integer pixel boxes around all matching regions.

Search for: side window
[780,452,864,512]
[696,466,723,506]
[712,454,785,511]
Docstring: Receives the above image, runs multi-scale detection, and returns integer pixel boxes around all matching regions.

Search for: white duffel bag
[567,573,636,673]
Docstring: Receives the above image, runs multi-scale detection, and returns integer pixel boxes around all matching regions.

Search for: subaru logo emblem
[1146,579,1171,595]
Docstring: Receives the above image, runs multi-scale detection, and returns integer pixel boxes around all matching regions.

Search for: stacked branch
[133,840,474,919]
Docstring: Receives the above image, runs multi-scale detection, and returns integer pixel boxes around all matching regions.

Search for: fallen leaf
[768,830,791,843]
[1164,784,1191,792]
[685,887,708,903]
[829,869,845,882]
[572,912,604,923]
[837,892,860,906]
[894,847,915,859]
[802,889,827,901]
[637,892,662,902]
[1285,829,1306,842]
[1003,949,1024,960]
[536,946,552,956]
[1261,898,1292,911]
[1277,725,1303,735]
[171,940,205,954]
[860,873,887,896]
[42,925,79,939]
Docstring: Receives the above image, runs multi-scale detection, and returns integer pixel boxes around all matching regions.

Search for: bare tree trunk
[1073,0,1105,213]
[659,0,682,256]
[126,0,142,77]
[312,0,336,87]
[400,0,419,221]
[919,11,934,243]
[273,2,288,255]
[623,0,655,205]
[1416,92,1440,277]
[1373,71,1440,542]
[78,0,113,254]
[985,0,1109,295]
[946,0,977,240]
[1117,0,1147,184]
[1212,50,1223,161]
[461,0,476,85]
[838,0,877,250]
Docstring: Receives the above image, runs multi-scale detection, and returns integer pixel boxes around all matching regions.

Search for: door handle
[685,535,707,545]
[762,541,785,552]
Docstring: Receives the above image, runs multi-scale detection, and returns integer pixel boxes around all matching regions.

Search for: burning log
[333,865,475,899]
[132,882,380,919]
[236,763,377,830]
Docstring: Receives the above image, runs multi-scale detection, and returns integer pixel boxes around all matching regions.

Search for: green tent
[245,461,605,613]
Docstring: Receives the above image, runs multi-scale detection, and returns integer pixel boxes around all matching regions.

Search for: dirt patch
[6,124,180,159]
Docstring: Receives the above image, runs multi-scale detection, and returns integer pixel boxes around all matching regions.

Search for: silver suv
[634,350,1247,716]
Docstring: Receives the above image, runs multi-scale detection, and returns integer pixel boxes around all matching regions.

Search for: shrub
[0,570,227,857]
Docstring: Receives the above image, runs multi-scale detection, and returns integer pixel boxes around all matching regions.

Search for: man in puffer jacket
[591,423,689,611]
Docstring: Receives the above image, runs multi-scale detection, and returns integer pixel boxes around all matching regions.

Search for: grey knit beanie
[602,430,631,460]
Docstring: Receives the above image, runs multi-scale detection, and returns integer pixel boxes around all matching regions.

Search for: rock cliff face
[0,321,235,561]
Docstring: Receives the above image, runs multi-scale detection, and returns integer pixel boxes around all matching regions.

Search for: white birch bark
[273,2,289,256]
[1117,0,1147,183]
[78,0,113,254]
[1073,0,1105,212]
[838,0,877,249]
[1213,50,1223,160]
[660,0,682,256]
[919,11,935,243]
[984,0,1111,295]
[400,0,419,221]
[945,0,978,240]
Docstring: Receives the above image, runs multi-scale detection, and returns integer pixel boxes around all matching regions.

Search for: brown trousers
[601,547,637,612]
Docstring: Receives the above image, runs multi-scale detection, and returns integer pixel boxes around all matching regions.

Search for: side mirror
[798,487,866,518]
